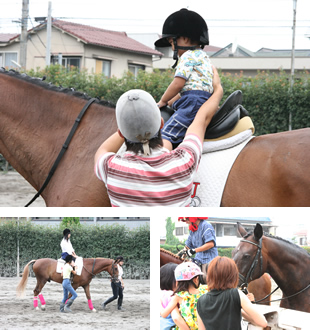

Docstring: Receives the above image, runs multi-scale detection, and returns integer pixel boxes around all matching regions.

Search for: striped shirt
[186,221,218,264]
[95,134,202,207]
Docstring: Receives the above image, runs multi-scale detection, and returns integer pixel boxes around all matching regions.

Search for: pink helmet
[174,262,203,281]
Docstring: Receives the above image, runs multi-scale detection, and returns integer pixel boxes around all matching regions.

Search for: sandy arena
[0,277,150,330]
[0,172,45,207]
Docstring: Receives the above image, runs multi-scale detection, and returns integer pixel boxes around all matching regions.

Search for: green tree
[165,217,180,245]
[61,217,80,228]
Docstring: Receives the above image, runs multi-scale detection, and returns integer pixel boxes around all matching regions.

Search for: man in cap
[94,68,223,207]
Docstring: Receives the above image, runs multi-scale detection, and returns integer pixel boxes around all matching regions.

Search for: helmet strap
[171,37,199,69]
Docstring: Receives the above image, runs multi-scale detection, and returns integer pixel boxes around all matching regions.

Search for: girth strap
[25,97,97,207]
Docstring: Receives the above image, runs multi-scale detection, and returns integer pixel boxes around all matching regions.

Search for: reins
[82,258,97,278]
[25,97,97,207]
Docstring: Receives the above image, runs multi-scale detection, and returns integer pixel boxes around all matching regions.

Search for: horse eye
[243,254,251,259]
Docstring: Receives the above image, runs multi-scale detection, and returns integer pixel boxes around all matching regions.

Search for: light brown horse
[16,258,118,312]
[160,248,271,305]
[1,69,309,206]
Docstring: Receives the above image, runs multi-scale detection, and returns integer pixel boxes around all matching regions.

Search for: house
[0,20,162,78]
[161,217,274,247]
[210,44,310,76]
[147,32,310,76]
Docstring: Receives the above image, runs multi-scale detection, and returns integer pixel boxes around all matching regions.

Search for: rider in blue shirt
[178,217,218,282]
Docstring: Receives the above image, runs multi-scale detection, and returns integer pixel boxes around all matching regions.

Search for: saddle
[160,90,253,141]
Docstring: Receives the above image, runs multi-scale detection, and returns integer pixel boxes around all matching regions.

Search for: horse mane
[244,231,310,256]
[0,67,115,108]
[160,247,183,260]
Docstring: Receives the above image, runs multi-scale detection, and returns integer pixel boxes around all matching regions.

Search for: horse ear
[253,223,263,241]
[237,222,247,237]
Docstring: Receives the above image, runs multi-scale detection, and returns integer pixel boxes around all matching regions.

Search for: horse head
[232,222,266,290]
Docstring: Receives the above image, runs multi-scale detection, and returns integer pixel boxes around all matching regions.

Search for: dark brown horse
[160,248,271,305]
[16,258,118,312]
[232,222,310,312]
[1,69,309,206]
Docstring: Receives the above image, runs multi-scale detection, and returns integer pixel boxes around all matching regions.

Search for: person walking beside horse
[60,255,78,313]
[102,256,125,311]
[177,217,218,282]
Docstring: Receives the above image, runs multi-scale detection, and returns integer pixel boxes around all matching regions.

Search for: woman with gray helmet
[155,9,215,151]
[94,67,223,207]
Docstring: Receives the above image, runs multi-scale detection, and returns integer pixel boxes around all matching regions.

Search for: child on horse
[177,217,218,283]
[94,69,223,207]
[60,228,78,263]
[60,254,78,313]
[160,262,208,330]
[155,8,214,151]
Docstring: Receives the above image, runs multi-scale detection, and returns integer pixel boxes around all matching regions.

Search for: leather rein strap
[25,98,97,207]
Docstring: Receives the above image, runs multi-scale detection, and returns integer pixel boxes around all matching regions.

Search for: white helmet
[116,89,161,155]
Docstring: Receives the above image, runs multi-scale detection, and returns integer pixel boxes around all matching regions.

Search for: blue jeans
[162,90,211,144]
[62,279,78,303]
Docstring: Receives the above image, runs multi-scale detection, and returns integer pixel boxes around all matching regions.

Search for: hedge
[0,221,150,279]
[25,65,310,136]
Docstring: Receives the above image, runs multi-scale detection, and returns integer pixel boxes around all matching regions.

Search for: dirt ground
[0,172,45,207]
[0,277,150,330]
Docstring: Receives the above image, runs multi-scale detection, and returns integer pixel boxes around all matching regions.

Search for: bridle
[238,237,310,304]
[238,238,263,293]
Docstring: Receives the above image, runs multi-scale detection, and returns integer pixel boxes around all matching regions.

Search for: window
[128,64,145,77]
[51,56,81,70]
[102,60,111,78]
[0,52,18,69]
[223,225,237,236]
[175,227,183,236]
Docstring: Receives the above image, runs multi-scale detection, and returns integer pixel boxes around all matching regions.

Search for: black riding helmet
[155,8,209,68]
[155,8,209,48]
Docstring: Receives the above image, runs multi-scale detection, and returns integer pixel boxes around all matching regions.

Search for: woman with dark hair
[102,256,125,311]
[60,228,78,261]
[160,263,190,330]
[197,256,267,330]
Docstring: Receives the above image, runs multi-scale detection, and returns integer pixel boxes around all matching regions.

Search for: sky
[0,0,310,52]
[159,209,310,242]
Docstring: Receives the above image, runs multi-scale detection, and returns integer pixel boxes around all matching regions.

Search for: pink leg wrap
[33,296,38,308]
[88,299,94,310]
[39,294,46,305]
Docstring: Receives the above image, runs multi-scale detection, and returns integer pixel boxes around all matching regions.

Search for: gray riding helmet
[116,89,161,155]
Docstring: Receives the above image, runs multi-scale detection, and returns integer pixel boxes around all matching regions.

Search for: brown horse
[232,222,310,312]
[16,258,118,312]
[160,248,271,305]
[1,69,309,206]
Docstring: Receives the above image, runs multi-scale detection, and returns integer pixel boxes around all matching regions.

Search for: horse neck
[264,237,310,295]
[0,74,85,189]
[91,258,113,275]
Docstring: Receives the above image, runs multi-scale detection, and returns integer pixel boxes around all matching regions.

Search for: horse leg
[33,278,47,311]
[83,284,96,312]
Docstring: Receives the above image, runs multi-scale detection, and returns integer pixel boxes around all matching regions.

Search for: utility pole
[20,0,29,69]
[289,0,297,131]
[46,1,52,66]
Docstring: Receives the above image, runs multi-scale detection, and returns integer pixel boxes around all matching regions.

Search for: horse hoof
[41,305,46,311]
[35,307,39,311]
[91,308,97,313]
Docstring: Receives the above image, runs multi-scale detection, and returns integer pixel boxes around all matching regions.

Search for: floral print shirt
[175,49,213,94]
[176,285,209,330]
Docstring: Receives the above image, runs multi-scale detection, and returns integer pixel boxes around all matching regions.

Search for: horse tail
[16,260,37,298]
